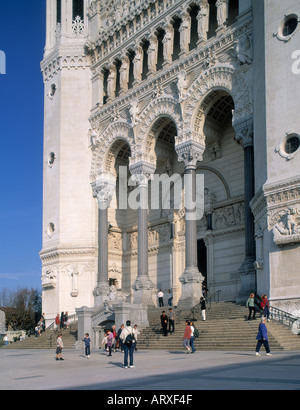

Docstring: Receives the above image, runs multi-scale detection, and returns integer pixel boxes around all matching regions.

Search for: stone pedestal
[75,306,94,348]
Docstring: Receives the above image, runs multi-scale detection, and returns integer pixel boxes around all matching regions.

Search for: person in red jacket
[183,320,192,353]
[261,294,270,321]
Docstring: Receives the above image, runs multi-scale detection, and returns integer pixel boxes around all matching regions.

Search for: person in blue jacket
[255,317,272,356]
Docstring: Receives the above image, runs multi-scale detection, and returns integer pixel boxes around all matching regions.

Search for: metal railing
[269,306,300,329]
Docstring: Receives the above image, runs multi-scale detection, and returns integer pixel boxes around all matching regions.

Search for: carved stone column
[175,141,206,309]
[129,162,156,306]
[233,116,256,302]
[92,175,116,308]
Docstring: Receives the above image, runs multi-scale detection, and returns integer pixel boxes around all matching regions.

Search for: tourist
[60,312,64,329]
[133,324,141,351]
[183,320,192,353]
[120,320,136,368]
[41,313,46,332]
[64,311,69,328]
[167,290,173,306]
[55,314,60,330]
[255,317,272,356]
[117,324,124,351]
[168,308,175,334]
[190,321,196,353]
[82,333,91,358]
[158,289,164,307]
[111,324,117,352]
[200,296,206,321]
[261,294,270,321]
[56,334,64,361]
[101,330,108,351]
[107,329,114,356]
[246,293,256,320]
[3,334,8,346]
[160,311,168,336]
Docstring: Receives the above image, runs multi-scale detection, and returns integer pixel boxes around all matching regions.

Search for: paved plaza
[0,348,300,391]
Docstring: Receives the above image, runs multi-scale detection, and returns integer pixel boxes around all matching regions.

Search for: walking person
[190,321,196,353]
[246,293,256,321]
[167,290,173,306]
[107,329,114,357]
[56,334,64,361]
[82,333,91,358]
[261,294,270,321]
[158,289,164,307]
[168,308,175,334]
[183,320,192,353]
[120,320,136,368]
[200,296,206,321]
[255,317,272,356]
[160,311,169,336]
[3,334,8,347]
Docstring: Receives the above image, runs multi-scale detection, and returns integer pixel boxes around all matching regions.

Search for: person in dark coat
[255,317,272,356]
[160,311,168,336]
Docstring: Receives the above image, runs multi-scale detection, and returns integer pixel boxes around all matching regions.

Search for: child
[106,329,114,357]
[56,334,64,361]
[82,333,91,358]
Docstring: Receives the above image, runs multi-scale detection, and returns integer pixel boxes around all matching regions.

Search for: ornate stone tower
[40,0,97,326]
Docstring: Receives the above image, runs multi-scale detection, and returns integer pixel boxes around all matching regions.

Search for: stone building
[40,0,300,343]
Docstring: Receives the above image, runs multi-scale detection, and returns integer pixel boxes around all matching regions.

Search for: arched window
[73,0,84,21]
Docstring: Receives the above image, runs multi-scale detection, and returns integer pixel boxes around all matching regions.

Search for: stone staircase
[2,302,300,351]
[3,322,78,350]
[137,302,300,351]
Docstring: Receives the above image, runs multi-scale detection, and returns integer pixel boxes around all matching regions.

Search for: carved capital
[175,141,205,169]
[233,115,254,148]
[92,173,116,209]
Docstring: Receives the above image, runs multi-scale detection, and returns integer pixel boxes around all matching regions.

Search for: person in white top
[190,321,196,353]
[158,289,164,307]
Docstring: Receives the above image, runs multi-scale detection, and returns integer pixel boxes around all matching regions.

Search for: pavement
[0,347,300,392]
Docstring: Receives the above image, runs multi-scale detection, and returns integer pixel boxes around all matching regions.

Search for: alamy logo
[0,50,6,74]
[292,50,300,75]
[98,166,205,221]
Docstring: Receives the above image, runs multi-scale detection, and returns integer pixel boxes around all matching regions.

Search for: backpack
[125,333,135,346]
[193,326,199,338]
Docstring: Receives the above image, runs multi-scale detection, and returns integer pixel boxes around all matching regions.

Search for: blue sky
[0,1,46,291]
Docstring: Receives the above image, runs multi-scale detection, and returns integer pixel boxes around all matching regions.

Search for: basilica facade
[40,0,300,338]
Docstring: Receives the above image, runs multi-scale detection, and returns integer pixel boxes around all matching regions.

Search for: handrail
[269,305,299,329]
[190,290,221,321]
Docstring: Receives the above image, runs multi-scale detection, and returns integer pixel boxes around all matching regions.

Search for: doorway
[197,239,207,283]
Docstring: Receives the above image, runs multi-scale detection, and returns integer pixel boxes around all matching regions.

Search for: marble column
[233,116,256,302]
[176,141,206,309]
[92,175,116,308]
[129,162,156,306]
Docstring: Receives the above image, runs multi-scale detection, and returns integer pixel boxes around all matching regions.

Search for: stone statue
[147,34,158,74]
[179,13,191,53]
[133,46,143,83]
[163,24,174,64]
[216,0,229,27]
[119,55,129,91]
[107,67,116,99]
[197,0,210,42]
[176,70,188,101]
[129,99,139,125]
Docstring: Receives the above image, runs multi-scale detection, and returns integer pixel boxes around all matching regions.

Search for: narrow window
[56,0,61,24]
[73,0,84,21]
